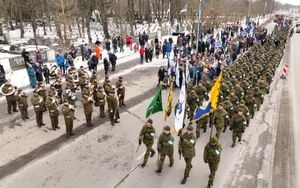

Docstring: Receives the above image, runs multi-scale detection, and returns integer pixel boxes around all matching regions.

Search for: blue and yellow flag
[192,74,222,121]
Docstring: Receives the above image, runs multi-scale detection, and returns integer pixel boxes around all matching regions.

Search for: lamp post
[195,0,201,53]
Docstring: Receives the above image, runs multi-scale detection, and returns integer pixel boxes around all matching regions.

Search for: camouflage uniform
[179,125,196,184]
[204,137,222,187]
[139,119,156,167]
[156,126,174,172]
[213,107,228,139]
[230,112,247,147]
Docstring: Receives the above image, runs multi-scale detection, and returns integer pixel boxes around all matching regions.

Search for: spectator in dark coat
[43,65,50,84]
[0,64,5,86]
[109,53,117,72]
[157,66,167,85]
[35,63,44,82]
[103,57,110,76]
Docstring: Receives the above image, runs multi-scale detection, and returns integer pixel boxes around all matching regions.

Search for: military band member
[1,80,18,114]
[82,94,94,127]
[116,76,126,107]
[16,91,29,120]
[31,89,45,127]
[61,100,75,138]
[96,87,106,118]
[45,92,60,130]
[106,88,120,125]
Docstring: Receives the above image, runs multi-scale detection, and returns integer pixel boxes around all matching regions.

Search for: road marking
[137,152,145,160]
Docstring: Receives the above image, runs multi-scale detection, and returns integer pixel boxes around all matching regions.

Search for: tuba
[0,84,16,96]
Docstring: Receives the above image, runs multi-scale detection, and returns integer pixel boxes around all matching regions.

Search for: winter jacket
[56,55,65,67]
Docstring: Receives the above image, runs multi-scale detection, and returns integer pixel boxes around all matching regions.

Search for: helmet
[147,119,153,124]
[187,125,193,131]
[210,137,218,145]
[164,125,170,131]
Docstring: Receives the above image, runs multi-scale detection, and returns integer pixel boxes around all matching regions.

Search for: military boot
[141,162,146,168]
[150,150,156,157]
[155,169,162,173]
[181,176,187,184]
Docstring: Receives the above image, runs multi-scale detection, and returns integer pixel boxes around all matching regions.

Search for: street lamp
[196,0,201,53]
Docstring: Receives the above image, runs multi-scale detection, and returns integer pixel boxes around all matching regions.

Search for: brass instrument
[0,84,16,96]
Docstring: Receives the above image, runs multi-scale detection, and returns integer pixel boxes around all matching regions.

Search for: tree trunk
[81,16,86,38]
[86,16,92,43]
[54,19,63,41]
[99,1,110,39]
[17,2,25,38]
[76,17,82,38]
[0,24,3,36]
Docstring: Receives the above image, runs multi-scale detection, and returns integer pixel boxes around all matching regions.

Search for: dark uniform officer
[96,87,106,118]
[61,100,75,138]
[31,89,45,127]
[106,89,120,125]
[2,81,18,114]
[45,92,60,130]
[116,76,126,107]
[139,119,156,167]
[178,125,196,184]
[16,91,29,120]
[204,137,222,188]
[82,94,94,127]
[156,125,174,173]
[230,110,247,147]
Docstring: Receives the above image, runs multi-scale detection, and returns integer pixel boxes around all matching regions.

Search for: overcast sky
[278,0,300,6]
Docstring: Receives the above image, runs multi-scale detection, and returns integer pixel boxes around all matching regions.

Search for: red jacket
[139,47,145,56]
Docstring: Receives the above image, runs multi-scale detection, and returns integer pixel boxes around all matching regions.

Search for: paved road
[286,32,300,188]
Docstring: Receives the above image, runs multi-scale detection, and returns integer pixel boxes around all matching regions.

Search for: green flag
[146,85,163,118]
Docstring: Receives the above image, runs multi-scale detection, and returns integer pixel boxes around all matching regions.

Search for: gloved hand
[204,160,208,163]
[139,139,142,145]
[229,127,233,131]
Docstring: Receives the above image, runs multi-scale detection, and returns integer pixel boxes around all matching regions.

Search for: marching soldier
[212,105,228,139]
[31,89,45,127]
[96,87,106,118]
[221,99,234,133]
[155,125,174,173]
[178,125,196,184]
[204,137,222,188]
[230,110,247,147]
[139,119,156,167]
[106,89,120,125]
[61,100,75,138]
[45,92,60,130]
[244,91,257,118]
[16,90,29,120]
[186,89,198,122]
[82,94,94,127]
[1,80,18,114]
[116,76,126,107]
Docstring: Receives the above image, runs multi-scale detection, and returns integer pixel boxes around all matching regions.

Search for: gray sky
[278,0,300,6]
